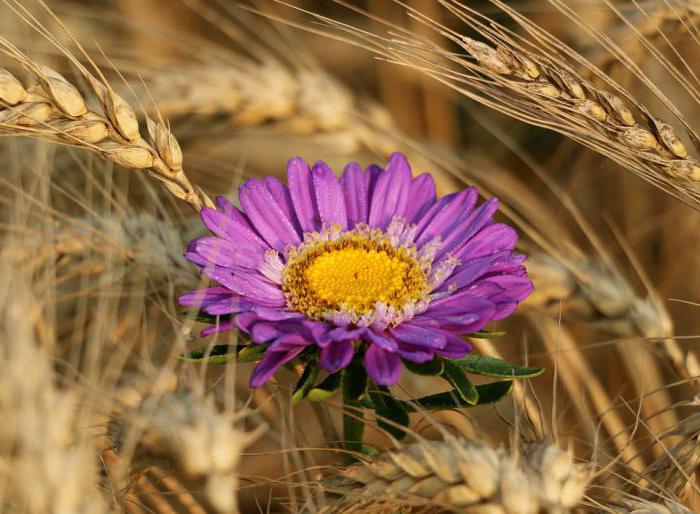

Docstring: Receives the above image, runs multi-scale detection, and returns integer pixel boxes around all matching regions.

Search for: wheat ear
[320,439,589,514]
[288,1,700,207]
[108,388,266,514]
[0,47,212,211]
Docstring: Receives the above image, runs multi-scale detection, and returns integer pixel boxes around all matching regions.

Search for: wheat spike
[318,439,589,514]
[108,388,266,514]
[289,1,700,207]
[641,412,700,500]
[0,262,108,513]
[0,45,212,211]
[594,497,697,514]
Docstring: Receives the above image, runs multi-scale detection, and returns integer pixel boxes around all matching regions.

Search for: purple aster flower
[179,153,532,388]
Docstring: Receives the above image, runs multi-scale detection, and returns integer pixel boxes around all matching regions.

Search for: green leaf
[403,356,444,376]
[453,355,544,379]
[369,385,409,440]
[237,343,270,363]
[292,361,320,405]
[181,310,232,325]
[467,329,506,339]
[308,372,342,402]
[177,344,240,364]
[178,343,268,365]
[404,381,513,411]
[342,358,368,401]
[442,360,479,405]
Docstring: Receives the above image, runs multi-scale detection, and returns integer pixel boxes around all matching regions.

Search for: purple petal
[364,329,398,351]
[364,344,402,386]
[249,334,310,388]
[435,332,472,359]
[320,340,354,373]
[340,162,369,227]
[215,196,237,216]
[486,275,533,301]
[390,324,446,349]
[426,291,496,317]
[439,252,507,291]
[436,197,499,260]
[200,207,266,250]
[178,286,233,308]
[201,320,236,337]
[192,237,263,269]
[202,267,285,306]
[403,173,436,223]
[368,152,412,229]
[396,341,435,363]
[312,161,347,229]
[287,157,319,233]
[264,176,302,235]
[453,223,517,261]
[239,179,301,252]
[202,297,253,316]
[416,188,478,247]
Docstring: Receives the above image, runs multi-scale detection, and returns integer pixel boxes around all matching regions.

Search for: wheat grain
[318,439,589,514]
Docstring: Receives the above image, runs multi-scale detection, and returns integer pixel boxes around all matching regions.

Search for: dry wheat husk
[0,43,212,211]
[316,439,589,514]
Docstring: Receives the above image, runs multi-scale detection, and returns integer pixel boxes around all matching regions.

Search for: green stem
[343,390,364,454]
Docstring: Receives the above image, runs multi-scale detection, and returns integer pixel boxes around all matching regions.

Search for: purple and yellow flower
[179,153,532,388]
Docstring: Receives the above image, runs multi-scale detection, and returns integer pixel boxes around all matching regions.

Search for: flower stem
[342,392,364,454]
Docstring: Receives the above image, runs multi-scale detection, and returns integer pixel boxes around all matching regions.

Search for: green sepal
[467,329,506,339]
[292,361,320,405]
[308,372,342,402]
[453,355,544,379]
[403,356,444,376]
[403,381,513,411]
[369,385,409,440]
[442,360,479,405]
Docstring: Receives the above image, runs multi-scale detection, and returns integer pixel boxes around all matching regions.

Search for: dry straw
[319,438,589,514]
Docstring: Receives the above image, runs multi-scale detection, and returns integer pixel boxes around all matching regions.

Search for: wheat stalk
[0,43,213,211]
[317,438,589,514]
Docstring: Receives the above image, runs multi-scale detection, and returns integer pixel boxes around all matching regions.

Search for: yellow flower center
[282,228,428,320]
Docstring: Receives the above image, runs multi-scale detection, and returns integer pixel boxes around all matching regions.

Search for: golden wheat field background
[0,0,699,512]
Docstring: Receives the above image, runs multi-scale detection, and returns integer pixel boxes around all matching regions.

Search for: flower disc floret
[282,225,429,321]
